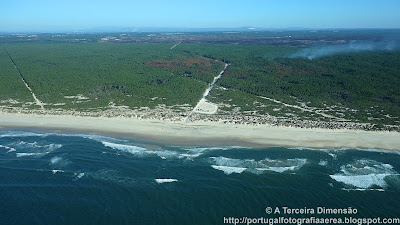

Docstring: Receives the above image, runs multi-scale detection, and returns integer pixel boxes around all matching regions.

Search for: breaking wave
[0,144,16,152]
[211,165,247,175]
[101,141,179,159]
[52,170,64,174]
[330,159,399,190]
[179,146,247,160]
[290,146,399,155]
[210,156,307,175]
[2,141,63,158]
[0,131,53,138]
[16,152,46,157]
[101,141,148,155]
[155,179,178,184]
[11,141,62,151]
[101,140,248,161]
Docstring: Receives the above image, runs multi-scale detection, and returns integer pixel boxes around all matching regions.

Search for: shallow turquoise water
[1,130,399,224]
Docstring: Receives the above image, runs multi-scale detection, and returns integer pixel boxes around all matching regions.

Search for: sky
[1,0,400,32]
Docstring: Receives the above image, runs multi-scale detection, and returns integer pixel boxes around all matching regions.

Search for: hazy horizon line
[2,26,400,34]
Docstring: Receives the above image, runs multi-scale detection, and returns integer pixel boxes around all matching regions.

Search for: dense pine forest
[0,30,399,129]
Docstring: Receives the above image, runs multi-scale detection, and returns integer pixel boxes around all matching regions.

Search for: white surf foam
[74,173,85,179]
[180,146,247,159]
[289,147,316,151]
[255,158,307,173]
[318,160,328,166]
[76,134,122,143]
[212,156,252,167]
[330,174,389,189]
[155,178,178,184]
[102,141,179,159]
[52,170,64,174]
[102,143,246,160]
[154,150,179,159]
[46,143,63,151]
[16,152,47,157]
[185,146,246,151]
[0,131,52,138]
[50,156,62,164]
[330,159,398,189]
[0,144,16,152]
[102,141,147,155]
[10,141,62,157]
[11,141,62,151]
[210,157,307,175]
[328,153,337,159]
[341,188,385,192]
[178,152,203,159]
[290,146,400,155]
[211,165,247,175]
[256,166,297,173]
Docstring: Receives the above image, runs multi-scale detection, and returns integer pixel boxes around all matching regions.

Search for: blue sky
[1,0,399,32]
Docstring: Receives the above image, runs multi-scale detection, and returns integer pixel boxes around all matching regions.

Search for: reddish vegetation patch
[145,56,224,73]
[272,64,294,76]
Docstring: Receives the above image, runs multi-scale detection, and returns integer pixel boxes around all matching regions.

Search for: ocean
[0,130,399,225]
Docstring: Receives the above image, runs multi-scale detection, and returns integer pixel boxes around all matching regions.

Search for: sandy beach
[0,112,399,150]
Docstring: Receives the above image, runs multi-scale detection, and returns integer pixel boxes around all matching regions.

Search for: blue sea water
[0,130,399,225]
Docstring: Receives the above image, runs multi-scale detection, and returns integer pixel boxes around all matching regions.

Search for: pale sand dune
[0,112,399,151]
[192,99,218,114]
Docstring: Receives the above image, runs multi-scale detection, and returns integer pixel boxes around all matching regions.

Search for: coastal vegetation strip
[257,95,344,121]
[0,31,399,131]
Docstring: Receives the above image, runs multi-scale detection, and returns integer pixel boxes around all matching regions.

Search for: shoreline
[0,112,399,151]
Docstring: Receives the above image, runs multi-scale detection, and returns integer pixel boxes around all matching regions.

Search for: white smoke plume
[290,40,400,60]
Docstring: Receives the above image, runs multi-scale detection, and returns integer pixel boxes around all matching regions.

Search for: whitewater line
[186,62,230,122]
[3,48,45,110]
